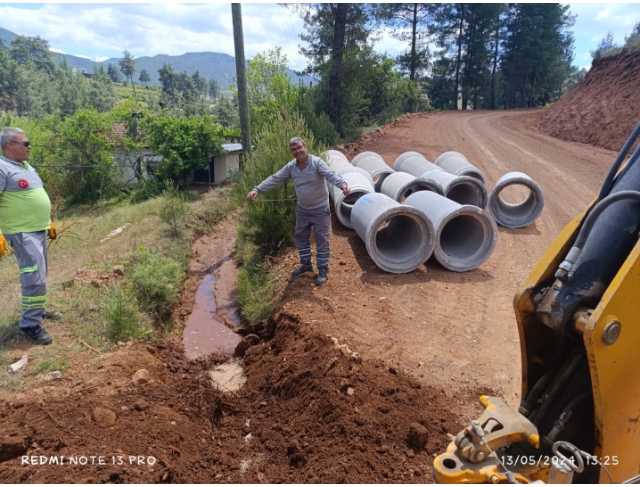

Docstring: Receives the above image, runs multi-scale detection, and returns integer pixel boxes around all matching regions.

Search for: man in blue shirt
[247,137,349,285]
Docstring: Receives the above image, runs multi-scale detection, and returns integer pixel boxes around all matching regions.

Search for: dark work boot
[291,265,314,278]
[314,268,328,286]
[18,325,53,346]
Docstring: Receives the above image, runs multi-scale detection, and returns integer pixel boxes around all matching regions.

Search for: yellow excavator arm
[434,122,640,484]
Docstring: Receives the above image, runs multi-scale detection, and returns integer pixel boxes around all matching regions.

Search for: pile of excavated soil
[538,49,640,152]
[341,111,431,161]
[0,311,476,483]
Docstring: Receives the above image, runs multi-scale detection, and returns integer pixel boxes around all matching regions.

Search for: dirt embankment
[537,49,640,151]
[1,215,475,484]
[0,313,470,483]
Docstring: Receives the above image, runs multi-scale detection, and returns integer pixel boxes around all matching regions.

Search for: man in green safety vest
[0,127,60,346]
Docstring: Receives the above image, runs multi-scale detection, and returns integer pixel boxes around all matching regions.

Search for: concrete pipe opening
[372,172,393,192]
[489,172,544,228]
[446,180,487,208]
[422,171,488,208]
[404,192,497,272]
[439,214,487,267]
[381,172,442,203]
[435,151,486,185]
[352,193,435,273]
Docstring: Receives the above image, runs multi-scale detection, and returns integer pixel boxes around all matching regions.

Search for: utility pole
[232,3,252,165]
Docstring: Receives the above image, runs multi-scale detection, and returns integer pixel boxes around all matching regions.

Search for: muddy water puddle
[183,256,242,359]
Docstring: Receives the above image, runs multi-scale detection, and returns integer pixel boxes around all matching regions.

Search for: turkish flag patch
[18,179,29,189]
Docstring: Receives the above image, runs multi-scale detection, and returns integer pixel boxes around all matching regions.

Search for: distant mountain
[0,26,17,46]
[0,26,314,88]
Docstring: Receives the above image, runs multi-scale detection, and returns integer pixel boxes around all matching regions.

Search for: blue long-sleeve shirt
[254,154,346,209]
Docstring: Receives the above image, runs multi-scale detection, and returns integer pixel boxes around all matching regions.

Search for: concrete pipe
[488,171,545,228]
[404,191,497,272]
[395,154,442,177]
[330,170,375,229]
[336,165,375,186]
[351,193,435,274]
[352,151,384,167]
[434,151,486,185]
[380,171,442,202]
[351,154,395,192]
[326,155,352,173]
[393,151,427,171]
[326,150,350,164]
[422,170,488,208]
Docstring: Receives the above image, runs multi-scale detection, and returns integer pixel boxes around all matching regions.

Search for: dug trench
[0,213,484,483]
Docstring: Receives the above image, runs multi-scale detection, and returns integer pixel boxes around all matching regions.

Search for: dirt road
[277,109,616,405]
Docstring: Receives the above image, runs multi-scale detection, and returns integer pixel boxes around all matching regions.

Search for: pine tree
[107,64,122,83]
[139,69,151,87]
[118,50,137,97]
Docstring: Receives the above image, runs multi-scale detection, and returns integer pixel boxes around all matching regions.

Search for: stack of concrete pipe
[322,149,543,273]
[351,193,435,273]
[325,151,374,229]
[380,171,442,202]
[394,152,487,208]
[435,151,486,184]
[404,192,497,272]
[351,152,395,192]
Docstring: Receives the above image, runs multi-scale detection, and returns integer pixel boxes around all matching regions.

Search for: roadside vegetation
[0,187,233,392]
[591,21,640,60]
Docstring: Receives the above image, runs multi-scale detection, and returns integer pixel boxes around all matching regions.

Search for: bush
[104,285,153,342]
[130,248,184,318]
[236,266,279,327]
[159,184,189,237]
[129,177,166,204]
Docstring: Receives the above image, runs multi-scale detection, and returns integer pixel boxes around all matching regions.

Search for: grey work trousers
[294,202,331,271]
[5,231,48,329]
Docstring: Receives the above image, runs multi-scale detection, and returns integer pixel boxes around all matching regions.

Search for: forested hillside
[0,26,313,89]
[1,3,595,157]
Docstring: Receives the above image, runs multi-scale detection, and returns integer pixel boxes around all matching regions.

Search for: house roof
[221,143,243,153]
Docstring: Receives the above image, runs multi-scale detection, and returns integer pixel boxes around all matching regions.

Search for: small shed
[193,143,243,184]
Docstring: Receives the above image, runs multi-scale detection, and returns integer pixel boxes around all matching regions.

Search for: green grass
[0,185,235,395]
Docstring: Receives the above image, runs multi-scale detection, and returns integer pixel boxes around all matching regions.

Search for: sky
[0,3,639,71]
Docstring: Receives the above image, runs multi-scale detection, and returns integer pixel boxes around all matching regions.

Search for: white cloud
[595,6,611,21]
[0,3,313,70]
[49,47,65,54]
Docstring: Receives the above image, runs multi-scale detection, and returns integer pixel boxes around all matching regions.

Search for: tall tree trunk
[410,3,418,81]
[473,87,479,110]
[328,3,348,133]
[453,5,465,110]
[461,13,476,111]
[490,21,499,110]
[521,72,529,108]
[530,69,538,107]
[130,75,137,98]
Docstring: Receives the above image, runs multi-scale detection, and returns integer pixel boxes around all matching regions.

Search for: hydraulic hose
[556,190,640,282]
[609,142,640,190]
[597,121,640,202]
